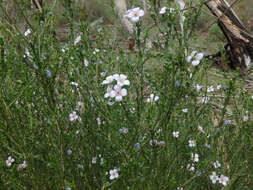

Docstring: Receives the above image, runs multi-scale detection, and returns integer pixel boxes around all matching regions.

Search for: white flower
[216,84,222,90]
[146,93,159,103]
[191,153,199,162]
[120,127,129,134]
[83,59,89,67]
[210,172,219,184]
[125,7,145,23]
[6,156,15,167]
[114,74,130,86]
[213,160,221,168]
[194,84,202,91]
[102,75,114,85]
[74,35,81,45]
[173,131,179,138]
[182,108,188,113]
[24,29,31,36]
[219,175,229,186]
[109,168,119,180]
[159,7,167,14]
[69,111,79,122]
[188,139,196,147]
[207,85,214,92]
[110,85,127,102]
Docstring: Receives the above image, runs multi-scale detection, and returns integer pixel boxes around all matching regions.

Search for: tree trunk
[204,0,253,74]
[114,0,134,35]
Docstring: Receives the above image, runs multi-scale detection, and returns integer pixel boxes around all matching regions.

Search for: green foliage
[0,0,253,189]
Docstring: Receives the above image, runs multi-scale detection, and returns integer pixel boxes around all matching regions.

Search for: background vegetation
[0,0,253,189]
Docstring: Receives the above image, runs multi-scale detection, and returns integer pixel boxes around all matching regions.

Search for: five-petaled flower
[6,156,15,167]
[125,7,145,23]
[69,111,79,122]
[109,168,119,180]
[110,85,127,102]
[219,175,229,186]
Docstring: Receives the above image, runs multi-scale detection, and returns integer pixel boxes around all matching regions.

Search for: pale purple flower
[159,7,167,14]
[114,74,130,86]
[172,131,179,138]
[110,85,127,102]
[6,156,15,167]
[69,111,79,122]
[125,7,145,23]
[83,59,89,67]
[66,149,72,155]
[224,120,231,126]
[219,175,229,186]
[18,160,27,171]
[74,35,81,45]
[109,168,119,180]
[182,108,188,113]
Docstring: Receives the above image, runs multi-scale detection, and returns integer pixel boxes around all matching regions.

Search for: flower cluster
[210,172,229,186]
[6,156,14,167]
[186,51,204,66]
[125,7,144,23]
[102,74,130,102]
[159,7,175,15]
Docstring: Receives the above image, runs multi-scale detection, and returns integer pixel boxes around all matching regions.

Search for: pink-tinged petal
[192,60,200,66]
[196,53,204,60]
[186,55,192,62]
